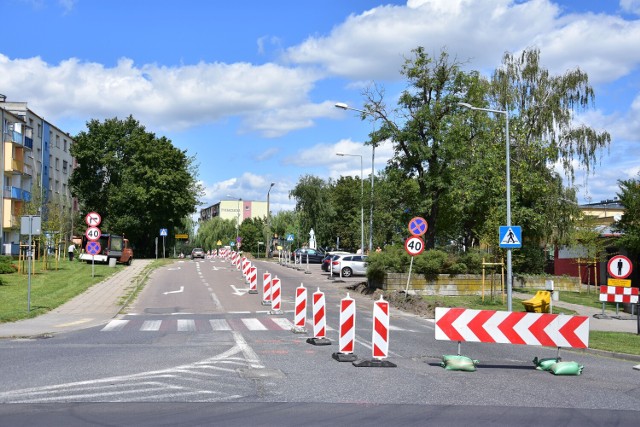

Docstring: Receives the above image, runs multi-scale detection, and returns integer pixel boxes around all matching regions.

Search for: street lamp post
[266,182,275,258]
[335,103,376,252]
[336,152,364,255]
[458,102,513,311]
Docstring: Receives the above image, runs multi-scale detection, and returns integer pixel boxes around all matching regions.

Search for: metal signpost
[84,212,102,277]
[20,215,41,311]
[160,228,168,258]
[404,217,427,297]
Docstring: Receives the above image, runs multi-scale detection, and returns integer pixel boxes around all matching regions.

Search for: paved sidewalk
[513,291,639,334]
[0,259,154,339]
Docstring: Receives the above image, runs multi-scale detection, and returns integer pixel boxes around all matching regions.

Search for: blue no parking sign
[86,241,101,255]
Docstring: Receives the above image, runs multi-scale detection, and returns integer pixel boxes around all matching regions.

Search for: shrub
[0,256,17,274]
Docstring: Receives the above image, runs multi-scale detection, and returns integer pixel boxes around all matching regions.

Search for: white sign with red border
[607,255,633,279]
[85,226,102,241]
[85,212,102,227]
[404,236,425,256]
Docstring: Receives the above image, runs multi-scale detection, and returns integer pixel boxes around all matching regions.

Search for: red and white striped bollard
[261,272,272,305]
[269,276,283,315]
[332,293,357,361]
[292,283,307,333]
[307,288,331,345]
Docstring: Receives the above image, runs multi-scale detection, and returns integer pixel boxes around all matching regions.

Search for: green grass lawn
[0,259,124,323]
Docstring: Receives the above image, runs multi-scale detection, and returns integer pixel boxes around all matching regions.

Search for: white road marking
[163,286,184,295]
[209,319,232,331]
[177,319,196,332]
[271,318,294,330]
[140,320,162,331]
[101,319,129,331]
[241,318,267,331]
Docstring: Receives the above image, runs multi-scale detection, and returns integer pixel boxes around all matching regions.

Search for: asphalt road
[0,256,638,426]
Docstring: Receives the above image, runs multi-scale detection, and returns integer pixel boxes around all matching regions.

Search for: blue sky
[1,0,639,215]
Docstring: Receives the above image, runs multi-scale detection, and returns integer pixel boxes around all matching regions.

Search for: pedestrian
[68,242,76,261]
[376,246,382,253]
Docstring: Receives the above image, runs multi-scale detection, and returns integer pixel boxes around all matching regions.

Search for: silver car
[330,254,368,277]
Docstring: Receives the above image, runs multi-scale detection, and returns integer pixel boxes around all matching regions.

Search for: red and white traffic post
[307,288,331,346]
[261,272,272,305]
[269,276,283,315]
[292,283,307,334]
[248,266,258,294]
[332,293,357,362]
[353,295,396,367]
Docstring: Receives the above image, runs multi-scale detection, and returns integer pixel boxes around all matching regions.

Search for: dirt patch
[348,282,440,318]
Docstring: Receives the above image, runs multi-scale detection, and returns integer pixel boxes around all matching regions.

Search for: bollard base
[332,352,358,362]
[291,326,307,334]
[269,309,283,315]
[306,337,331,346]
[305,271,312,274]
[248,290,258,294]
[261,300,272,306]
[353,358,397,368]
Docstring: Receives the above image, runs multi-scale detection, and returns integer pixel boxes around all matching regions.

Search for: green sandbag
[440,355,479,372]
[532,356,561,371]
[549,361,583,376]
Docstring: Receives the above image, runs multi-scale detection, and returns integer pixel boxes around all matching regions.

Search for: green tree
[288,175,335,248]
[70,116,203,256]
[363,47,488,249]
[614,177,640,254]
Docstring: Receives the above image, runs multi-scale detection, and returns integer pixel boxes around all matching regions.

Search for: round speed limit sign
[404,236,425,256]
[85,226,101,241]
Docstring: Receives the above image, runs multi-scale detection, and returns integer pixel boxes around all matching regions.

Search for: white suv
[330,254,368,277]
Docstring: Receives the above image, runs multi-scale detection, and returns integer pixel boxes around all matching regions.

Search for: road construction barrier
[293,284,307,333]
[307,288,331,345]
[599,285,639,303]
[353,295,396,367]
[269,276,283,315]
[262,272,272,305]
[242,258,251,281]
[435,307,589,363]
[332,293,357,362]
[248,266,258,294]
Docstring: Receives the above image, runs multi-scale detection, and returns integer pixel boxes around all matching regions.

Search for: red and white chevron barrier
[262,272,272,305]
[435,307,589,348]
[293,284,307,333]
[269,277,283,315]
[248,266,258,294]
[332,294,357,361]
[372,295,390,359]
[307,288,331,345]
[599,286,639,303]
[242,258,251,280]
[353,295,396,367]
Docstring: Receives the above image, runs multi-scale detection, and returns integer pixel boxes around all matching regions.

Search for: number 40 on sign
[405,236,425,257]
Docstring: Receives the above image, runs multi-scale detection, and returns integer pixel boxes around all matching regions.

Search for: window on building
[63,160,68,173]
[37,124,42,138]
[63,139,67,151]
[55,135,60,148]
[55,158,60,170]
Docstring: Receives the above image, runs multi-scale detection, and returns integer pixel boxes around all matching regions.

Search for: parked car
[191,248,205,259]
[290,247,325,263]
[331,254,368,277]
[321,251,352,272]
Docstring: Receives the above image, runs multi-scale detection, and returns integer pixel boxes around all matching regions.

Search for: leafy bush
[0,256,17,274]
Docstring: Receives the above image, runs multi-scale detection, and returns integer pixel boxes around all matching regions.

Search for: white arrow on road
[230,285,249,296]
[163,286,184,295]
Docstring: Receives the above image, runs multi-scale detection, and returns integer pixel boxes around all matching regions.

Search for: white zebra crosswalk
[100,317,296,333]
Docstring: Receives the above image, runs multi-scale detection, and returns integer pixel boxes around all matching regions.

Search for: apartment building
[1,95,76,254]
[199,199,268,225]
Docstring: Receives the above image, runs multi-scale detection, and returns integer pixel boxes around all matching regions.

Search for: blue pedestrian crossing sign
[499,226,522,248]
[286,234,295,242]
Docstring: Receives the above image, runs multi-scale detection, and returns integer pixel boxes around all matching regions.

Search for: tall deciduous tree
[364,47,487,249]
[614,177,640,254]
[70,116,202,256]
[288,175,334,248]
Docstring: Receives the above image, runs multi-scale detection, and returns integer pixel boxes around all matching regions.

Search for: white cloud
[0,54,321,135]
[620,0,640,15]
